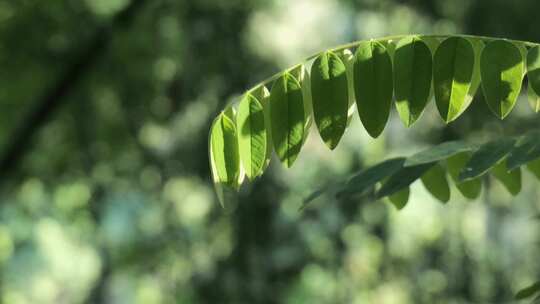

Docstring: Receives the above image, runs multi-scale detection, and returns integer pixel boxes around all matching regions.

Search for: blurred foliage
[0,0,540,303]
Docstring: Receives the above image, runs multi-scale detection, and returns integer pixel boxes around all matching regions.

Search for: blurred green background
[1,0,540,303]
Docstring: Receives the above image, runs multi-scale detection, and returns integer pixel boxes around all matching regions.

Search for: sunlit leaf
[209,113,241,207]
[433,37,476,122]
[250,85,273,171]
[506,131,540,170]
[480,40,524,119]
[421,164,451,203]
[290,64,313,144]
[270,72,306,167]
[394,36,433,126]
[405,140,476,166]
[311,51,349,149]
[376,162,435,199]
[491,161,521,196]
[338,49,357,126]
[515,281,540,300]
[354,40,393,137]
[447,152,482,199]
[336,158,405,199]
[459,137,516,181]
[527,45,540,95]
[388,187,410,210]
[462,39,485,114]
[210,113,241,186]
[237,93,268,179]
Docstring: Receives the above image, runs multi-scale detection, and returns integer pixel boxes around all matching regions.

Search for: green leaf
[210,113,241,187]
[528,81,540,113]
[463,39,485,112]
[289,64,313,145]
[433,37,476,122]
[394,36,433,126]
[527,158,540,180]
[336,158,406,199]
[209,113,242,207]
[459,137,516,181]
[388,187,410,210]
[527,45,540,95]
[237,93,268,180]
[506,131,540,170]
[270,72,306,168]
[354,40,393,138]
[301,181,343,210]
[376,162,435,199]
[447,152,482,199]
[421,164,451,203]
[491,160,521,196]
[250,85,273,172]
[421,37,441,54]
[405,140,476,167]
[338,49,357,126]
[515,281,540,300]
[480,40,524,119]
[311,51,349,149]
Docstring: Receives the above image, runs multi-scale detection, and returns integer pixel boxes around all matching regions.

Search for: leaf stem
[241,34,539,104]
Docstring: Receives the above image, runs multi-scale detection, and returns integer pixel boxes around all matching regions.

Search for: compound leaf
[405,140,476,167]
[459,137,516,181]
[376,162,435,199]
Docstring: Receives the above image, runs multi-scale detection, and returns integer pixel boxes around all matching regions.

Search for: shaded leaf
[354,40,393,138]
[528,81,540,113]
[527,45,540,95]
[394,36,433,126]
[459,137,516,181]
[311,51,349,149]
[237,93,268,179]
[433,37,475,122]
[491,161,522,196]
[421,164,451,203]
[480,40,524,119]
[527,158,540,180]
[336,158,406,199]
[388,187,410,210]
[270,72,306,167]
[422,36,441,54]
[506,131,540,170]
[515,281,540,300]
[376,162,436,199]
[405,140,476,167]
[301,182,343,210]
[447,152,482,199]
